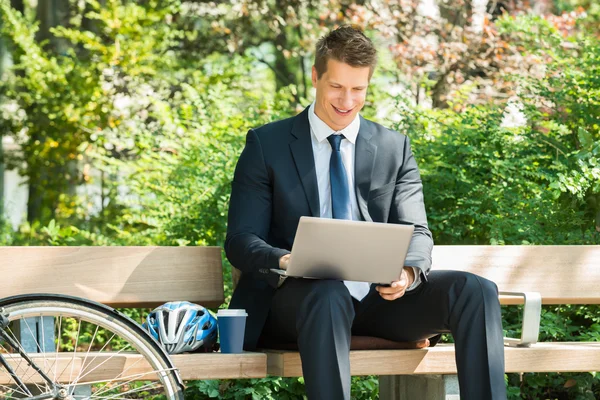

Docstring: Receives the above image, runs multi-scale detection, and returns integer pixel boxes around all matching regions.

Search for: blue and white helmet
[143,301,218,354]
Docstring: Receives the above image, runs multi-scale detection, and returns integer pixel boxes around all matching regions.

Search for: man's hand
[279,254,291,270]
[376,267,415,301]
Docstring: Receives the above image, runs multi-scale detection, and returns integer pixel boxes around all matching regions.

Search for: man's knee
[458,272,499,301]
[298,280,354,320]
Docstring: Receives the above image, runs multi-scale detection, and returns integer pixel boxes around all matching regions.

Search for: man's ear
[311,66,318,87]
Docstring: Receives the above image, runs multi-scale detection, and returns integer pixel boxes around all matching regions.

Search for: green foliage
[182,376,378,400]
[497,13,600,234]
[185,378,307,400]
[399,104,590,246]
[1,1,600,399]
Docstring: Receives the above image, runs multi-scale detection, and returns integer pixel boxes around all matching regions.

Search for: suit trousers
[261,270,507,400]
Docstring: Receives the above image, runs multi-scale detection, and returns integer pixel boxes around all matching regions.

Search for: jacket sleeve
[389,136,434,284]
[225,129,290,284]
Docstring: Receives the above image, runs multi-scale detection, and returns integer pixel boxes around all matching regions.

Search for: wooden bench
[0,246,266,383]
[263,245,600,399]
[1,245,599,399]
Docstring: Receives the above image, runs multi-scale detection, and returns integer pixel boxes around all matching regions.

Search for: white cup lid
[217,309,248,317]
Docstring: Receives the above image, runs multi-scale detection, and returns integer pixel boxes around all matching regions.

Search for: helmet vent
[176,311,186,327]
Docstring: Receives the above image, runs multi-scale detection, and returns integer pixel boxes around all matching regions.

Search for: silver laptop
[271,216,414,284]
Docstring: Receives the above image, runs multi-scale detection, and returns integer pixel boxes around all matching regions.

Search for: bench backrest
[0,245,598,307]
[433,246,600,304]
[0,246,223,308]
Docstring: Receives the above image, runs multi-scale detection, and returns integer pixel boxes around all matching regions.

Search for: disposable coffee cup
[217,309,248,353]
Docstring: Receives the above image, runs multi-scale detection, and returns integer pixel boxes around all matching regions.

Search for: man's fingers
[279,254,291,270]
[376,284,407,301]
[379,289,406,301]
[376,285,395,294]
[378,280,407,293]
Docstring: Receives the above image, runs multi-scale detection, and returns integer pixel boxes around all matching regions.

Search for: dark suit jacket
[225,107,433,350]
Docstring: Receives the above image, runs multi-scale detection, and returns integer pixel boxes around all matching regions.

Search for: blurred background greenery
[0,0,599,398]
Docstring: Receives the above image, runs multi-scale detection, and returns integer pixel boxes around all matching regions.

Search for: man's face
[312,58,370,131]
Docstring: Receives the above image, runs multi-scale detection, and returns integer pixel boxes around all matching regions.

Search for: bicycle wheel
[0,294,184,400]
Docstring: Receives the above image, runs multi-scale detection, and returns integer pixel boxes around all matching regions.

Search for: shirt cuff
[406,267,422,292]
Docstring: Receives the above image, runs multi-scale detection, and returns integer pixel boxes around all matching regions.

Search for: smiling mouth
[332,105,353,116]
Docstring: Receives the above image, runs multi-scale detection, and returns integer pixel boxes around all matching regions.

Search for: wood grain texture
[432,246,600,304]
[265,342,600,376]
[0,352,267,384]
[0,247,224,307]
[2,245,598,305]
[172,352,267,379]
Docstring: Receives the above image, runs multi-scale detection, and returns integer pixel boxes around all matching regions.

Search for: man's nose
[339,91,354,109]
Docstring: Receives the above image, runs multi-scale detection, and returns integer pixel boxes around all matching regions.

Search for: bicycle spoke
[68,324,99,392]
[94,379,163,399]
[20,318,49,392]
[62,332,116,388]
[0,340,27,383]
[67,344,133,387]
[0,381,31,397]
[68,317,83,385]
[68,331,117,380]
[10,319,49,394]
[40,314,50,393]
[68,367,177,388]
[53,316,62,384]
[2,327,30,383]
[90,355,145,395]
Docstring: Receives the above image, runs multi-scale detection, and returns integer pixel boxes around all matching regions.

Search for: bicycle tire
[0,294,185,400]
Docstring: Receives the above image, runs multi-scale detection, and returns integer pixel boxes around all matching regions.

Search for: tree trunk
[431,0,475,108]
[25,0,71,223]
[82,0,106,34]
[26,130,43,223]
[10,0,24,14]
[35,0,69,53]
[0,13,6,220]
[273,31,299,102]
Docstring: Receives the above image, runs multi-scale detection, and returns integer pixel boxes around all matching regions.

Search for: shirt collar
[308,102,360,145]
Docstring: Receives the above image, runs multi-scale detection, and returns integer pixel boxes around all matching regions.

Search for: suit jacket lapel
[355,117,377,222]
[290,108,320,217]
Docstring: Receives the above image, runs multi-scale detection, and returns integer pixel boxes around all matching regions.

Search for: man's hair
[314,25,377,79]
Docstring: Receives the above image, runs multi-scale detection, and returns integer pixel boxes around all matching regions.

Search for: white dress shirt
[307,103,421,300]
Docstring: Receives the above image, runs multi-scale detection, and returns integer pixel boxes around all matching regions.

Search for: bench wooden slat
[0,247,224,307]
[3,245,598,306]
[0,352,267,384]
[172,352,267,380]
[266,342,600,376]
[433,246,600,304]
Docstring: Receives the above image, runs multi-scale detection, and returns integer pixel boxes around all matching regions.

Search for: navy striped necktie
[327,134,352,220]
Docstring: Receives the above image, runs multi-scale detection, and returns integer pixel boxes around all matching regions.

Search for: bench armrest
[499,291,542,348]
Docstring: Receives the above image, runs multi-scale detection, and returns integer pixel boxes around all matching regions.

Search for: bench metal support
[379,375,459,400]
[500,291,542,347]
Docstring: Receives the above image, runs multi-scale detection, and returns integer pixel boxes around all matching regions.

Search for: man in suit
[225,26,506,400]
